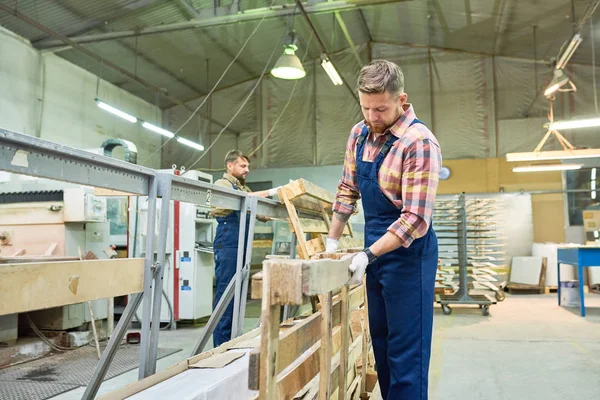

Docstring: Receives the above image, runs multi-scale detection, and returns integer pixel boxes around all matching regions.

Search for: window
[566,167,598,226]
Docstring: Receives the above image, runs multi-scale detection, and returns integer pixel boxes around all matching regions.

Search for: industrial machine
[132,169,216,326]
[0,185,111,338]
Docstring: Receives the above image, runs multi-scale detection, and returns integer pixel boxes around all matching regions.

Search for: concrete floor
[48,293,600,400]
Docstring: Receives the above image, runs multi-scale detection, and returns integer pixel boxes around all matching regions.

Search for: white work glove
[347,252,369,286]
[267,186,281,196]
[325,237,339,253]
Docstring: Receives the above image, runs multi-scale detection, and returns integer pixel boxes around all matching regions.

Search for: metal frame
[0,129,291,398]
[435,194,497,314]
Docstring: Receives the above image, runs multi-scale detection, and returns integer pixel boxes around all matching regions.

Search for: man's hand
[326,237,339,253]
[347,252,369,285]
[268,186,281,197]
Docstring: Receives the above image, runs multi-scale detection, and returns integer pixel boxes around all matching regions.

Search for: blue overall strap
[357,124,369,147]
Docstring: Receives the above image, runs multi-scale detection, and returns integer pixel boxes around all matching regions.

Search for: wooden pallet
[277,179,362,260]
[250,257,375,400]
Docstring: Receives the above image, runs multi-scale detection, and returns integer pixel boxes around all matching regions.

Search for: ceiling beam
[334,11,363,66]
[295,0,359,105]
[31,0,166,45]
[166,42,369,110]
[464,0,472,25]
[52,0,209,101]
[173,0,256,77]
[33,0,408,50]
[492,0,510,54]
[0,3,239,134]
[357,10,372,42]
[432,0,450,37]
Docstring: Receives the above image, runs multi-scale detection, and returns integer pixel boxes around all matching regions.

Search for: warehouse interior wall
[163,43,600,172]
[0,26,163,169]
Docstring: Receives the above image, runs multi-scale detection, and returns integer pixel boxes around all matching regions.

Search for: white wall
[0,26,162,168]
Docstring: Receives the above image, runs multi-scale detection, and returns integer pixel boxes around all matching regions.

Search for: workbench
[557,246,600,317]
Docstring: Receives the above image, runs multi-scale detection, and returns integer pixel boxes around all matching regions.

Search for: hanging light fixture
[512,164,583,173]
[142,121,175,138]
[506,101,600,162]
[321,55,343,86]
[271,32,306,80]
[544,68,576,97]
[95,99,137,123]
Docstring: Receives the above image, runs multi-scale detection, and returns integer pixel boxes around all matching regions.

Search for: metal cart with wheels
[435,194,504,316]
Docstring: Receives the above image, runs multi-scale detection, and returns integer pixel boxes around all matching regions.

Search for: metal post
[138,177,158,380]
[458,194,469,300]
[233,196,258,337]
[82,292,144,400]
[144,174,173,376]
[231,196,249,339]
[190,273,237,355]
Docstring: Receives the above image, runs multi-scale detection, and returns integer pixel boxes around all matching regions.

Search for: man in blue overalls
[327,60,442,399]
[212,150,279,347]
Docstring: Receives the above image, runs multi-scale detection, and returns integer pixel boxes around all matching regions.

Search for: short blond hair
[357,60,404,97]
[224,149,249,168]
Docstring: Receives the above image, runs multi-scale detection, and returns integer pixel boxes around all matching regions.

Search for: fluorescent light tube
[506,148,600,162]
[177,137,204,151]
[142,122,174,138]
[556,33,582,69]
[548,117,600,130]
[321,58,343,85]
[512,164,582,172]
[96,99,137,123]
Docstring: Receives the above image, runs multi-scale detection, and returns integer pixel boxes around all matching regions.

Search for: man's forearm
[328,212,351,240]
[368,232,404,256]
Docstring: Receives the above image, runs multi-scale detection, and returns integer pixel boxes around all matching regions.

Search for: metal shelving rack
[434,194,506,316]
[0,128,290,399]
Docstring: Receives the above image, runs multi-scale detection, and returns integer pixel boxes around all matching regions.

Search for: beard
[367,122,386,134]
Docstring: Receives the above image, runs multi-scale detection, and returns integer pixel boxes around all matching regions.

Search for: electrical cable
[26,314,93,352]
[198,31,314,172]
[247,33,314,158]
[181,12,297,176]
[139,0,278,165]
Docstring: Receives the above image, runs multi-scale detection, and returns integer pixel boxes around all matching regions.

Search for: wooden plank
[0,202,65,225]
[10,249,26,257]
[305,237,326,256]
[295,335,363,400]
[94,187,135,197]
[259,262,281,400]
[265,259,303,306]
[320,204,331,231]
[339,286,350,400]
[0,258,144,315]
[365,370,378,393]
[284,179,336,204]
[97,360,189,400]
[251,271,263,300]
[360,278,369,394]
[188,328,261,366]
[280,187,310,261]
[101,329,261,400]
[0,255,79,264]
[319,292,333,400]
[276,325,342,400]
[43,243,58,256]
[299,218,350,235]
[302,258,352,296]
[249,285,364,390]
[260,258,351,301]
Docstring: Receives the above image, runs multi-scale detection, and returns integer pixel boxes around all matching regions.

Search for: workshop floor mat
[0,345,182,400]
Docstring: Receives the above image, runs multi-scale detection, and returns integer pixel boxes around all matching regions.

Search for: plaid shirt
[212,173,251,217]
[333,104,442,248]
